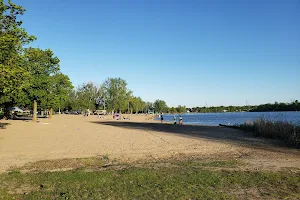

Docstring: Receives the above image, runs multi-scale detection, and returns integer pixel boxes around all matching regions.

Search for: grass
[235,118,300,147]
[0,158,299,199]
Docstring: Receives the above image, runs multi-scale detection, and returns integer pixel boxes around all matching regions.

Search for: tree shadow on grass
[91,121,300,151]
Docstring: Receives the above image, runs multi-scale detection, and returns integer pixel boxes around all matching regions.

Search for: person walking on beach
[179,115,183,125]
[173,115,177,124]
[160,113,164,123]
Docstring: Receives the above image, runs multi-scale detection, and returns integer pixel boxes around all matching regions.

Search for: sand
[0,114,299,172]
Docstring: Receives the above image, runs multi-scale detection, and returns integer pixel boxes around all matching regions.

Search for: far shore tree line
[187,100,300,113]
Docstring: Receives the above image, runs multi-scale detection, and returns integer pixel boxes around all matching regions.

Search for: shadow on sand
[91,121,299,151]
[0,122,10,129]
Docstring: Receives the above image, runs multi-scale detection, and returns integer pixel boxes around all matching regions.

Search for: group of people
[160,113,183,125]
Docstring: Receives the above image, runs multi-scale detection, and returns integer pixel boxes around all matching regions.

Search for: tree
[143,101,153,113]
[153,99,167,113]
[129,96,143,114]
[49,73,73,111]
[71,82,102,111]
[12,47,73,111]
[102,78,131,113]
[176,105,186,113]
[0,0,36,111]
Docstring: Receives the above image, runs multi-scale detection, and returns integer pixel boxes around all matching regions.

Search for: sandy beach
[0,114,299,172]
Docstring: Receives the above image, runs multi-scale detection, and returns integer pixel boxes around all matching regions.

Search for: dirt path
[0,115,299,172]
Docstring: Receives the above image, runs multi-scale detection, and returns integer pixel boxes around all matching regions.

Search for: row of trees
[0,0,73,115]
[188,106,254,113]
[250,101,300,112]
[63,79,187,114]
[187,101,300,113]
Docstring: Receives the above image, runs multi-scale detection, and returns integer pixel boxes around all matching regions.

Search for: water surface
[157,112,300,126]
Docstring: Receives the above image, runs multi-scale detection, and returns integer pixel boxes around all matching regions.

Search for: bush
[236,118,300,147]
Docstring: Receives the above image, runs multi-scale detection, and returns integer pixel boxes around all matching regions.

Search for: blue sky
[15,0,300,107]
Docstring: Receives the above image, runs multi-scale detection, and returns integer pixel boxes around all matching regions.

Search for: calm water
[157,112,300,126]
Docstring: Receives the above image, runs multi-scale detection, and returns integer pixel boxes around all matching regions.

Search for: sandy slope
[0,114,299,172]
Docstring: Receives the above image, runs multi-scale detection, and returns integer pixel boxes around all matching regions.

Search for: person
[173,115,177,124]
[179,115,183,125]
[160,112,164,123]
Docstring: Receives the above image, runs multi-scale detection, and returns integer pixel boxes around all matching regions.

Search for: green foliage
[103,78,132,113]
[67,82,102,111]
[0,0,35,108]
[0,1,72,112]
[129,96,145,113]
[189,101,300,113]
[176,105,186,113]
[153,99,167,113]
[251,100,300,112]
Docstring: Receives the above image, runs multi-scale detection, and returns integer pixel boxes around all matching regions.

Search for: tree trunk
[49,108,53,119]
[33,100,37,122]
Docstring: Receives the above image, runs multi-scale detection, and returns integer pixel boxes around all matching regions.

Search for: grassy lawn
[0,158,299,199]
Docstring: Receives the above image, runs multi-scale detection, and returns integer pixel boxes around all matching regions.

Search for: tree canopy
[153,100,167,113]
[0,0,72,113]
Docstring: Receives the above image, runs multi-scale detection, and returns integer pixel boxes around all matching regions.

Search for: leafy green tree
[176,105,186,113]
[49,73,73,111]
[73,82,102,111]
[153,99,167,113]
[143,101,153,113]
[0,0,36,111]
[129,96,144,114]
[170,107,176,113]
[103,78,131,113]
[20,48,66,110]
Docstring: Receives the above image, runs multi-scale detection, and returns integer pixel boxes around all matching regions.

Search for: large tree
[129,96,144,114]
[78,82,101,111]
[0,0,36,110]
[153,99,167,113]
[176,105,186,113]
[12,47,73,111]
[103,78,131,113]
[49,73,73,111]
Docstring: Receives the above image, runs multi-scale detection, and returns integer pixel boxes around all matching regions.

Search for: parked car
[70,111,81,115]
[8,107,24,113]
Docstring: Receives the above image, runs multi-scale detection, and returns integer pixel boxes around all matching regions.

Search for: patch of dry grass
[237,118,300,147]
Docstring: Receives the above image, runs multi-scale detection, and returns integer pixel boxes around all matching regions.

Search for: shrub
[236,118,300,147]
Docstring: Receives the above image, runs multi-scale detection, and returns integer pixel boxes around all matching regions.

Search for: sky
[14,0,300,107]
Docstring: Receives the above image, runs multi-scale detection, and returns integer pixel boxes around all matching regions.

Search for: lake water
[157,112,300,126]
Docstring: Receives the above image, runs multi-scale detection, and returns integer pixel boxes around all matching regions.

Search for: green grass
[0,159,299,199]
